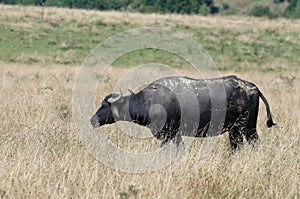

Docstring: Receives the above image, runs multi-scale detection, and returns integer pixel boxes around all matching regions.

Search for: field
[1,5,300,198]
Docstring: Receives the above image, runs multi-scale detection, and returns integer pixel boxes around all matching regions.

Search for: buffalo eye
[102,100,110,106]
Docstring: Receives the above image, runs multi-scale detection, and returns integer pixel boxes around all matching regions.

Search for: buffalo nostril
[90,115,98,126]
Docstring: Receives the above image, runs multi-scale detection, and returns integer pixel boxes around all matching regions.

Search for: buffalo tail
[258,90,276,128]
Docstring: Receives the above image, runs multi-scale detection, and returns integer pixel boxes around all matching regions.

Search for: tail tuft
[267,119,276,128]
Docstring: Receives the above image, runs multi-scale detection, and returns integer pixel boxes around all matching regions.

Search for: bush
[284,0,300,18]
[199,4,211,16]
[221,2,229,10]
[225,6,237,15]
[250,5,272,17]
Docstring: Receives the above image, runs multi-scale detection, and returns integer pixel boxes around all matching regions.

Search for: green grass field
[0,5,299,72]
[0,4,300,198]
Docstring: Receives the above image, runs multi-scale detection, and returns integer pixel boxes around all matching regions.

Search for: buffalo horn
[128,89,134,96]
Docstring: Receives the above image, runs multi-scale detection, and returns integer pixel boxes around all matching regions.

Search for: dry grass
[1,62,299,198]
[1,4,300,32]
[1,4,300,199]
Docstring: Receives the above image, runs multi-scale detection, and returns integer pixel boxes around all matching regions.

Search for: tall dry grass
[0,62,299,198]
[1,4,300,32]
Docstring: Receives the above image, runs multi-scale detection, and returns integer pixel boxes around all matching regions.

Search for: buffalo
[90,75,275,150]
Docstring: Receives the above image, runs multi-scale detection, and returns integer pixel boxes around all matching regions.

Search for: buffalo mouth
[90,115,101,128]
[91,121,101,128]
[90,116,111,128]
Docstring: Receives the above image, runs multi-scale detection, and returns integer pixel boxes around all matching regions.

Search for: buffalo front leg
[160,131,183,148]
[160,138,170,148]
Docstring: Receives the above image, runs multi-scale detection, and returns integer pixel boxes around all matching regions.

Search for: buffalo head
[90,91,133,128]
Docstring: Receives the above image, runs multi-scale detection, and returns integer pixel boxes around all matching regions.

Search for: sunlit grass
[0,63,299,198]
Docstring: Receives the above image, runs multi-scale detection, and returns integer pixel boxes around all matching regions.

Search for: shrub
[199,4,210,15]
[221,2,230,10]
[250,5,272,17]
[284,0,300,18]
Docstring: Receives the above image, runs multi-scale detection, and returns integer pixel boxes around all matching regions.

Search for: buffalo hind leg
[229,125,244,151]
[244,107,260,147]
[229,111,249,151]
[245,128,259,147]
[244,94,260,147]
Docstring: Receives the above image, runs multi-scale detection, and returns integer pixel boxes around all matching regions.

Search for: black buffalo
[90,75,275,150]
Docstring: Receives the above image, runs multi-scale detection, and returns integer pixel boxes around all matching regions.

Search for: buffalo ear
[128,89,134,96]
